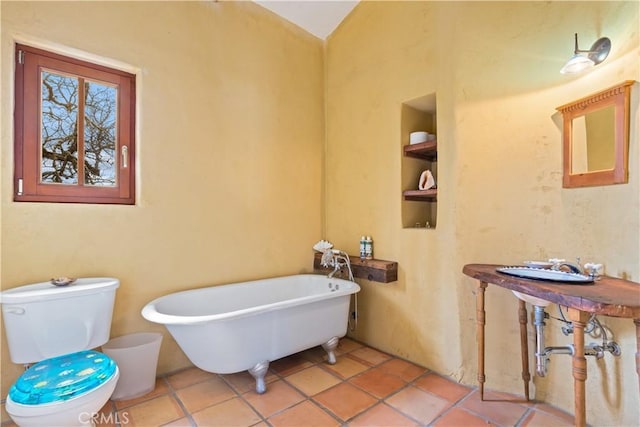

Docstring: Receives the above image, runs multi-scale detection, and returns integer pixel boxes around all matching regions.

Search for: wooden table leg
[568,308,588,427]
[476,281,488,400]
[634,318,640,395]
[518,299,531,401]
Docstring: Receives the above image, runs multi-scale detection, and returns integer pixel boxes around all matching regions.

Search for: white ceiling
[254,0,359,40]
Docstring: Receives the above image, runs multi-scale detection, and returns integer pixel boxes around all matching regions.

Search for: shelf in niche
[403,141,437,161]
[403,188,437,201]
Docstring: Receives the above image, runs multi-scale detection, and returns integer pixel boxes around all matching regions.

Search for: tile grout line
[226,372,276,427]
[320,344,395,425]
[403,374,477,426]
[339,346,439,425]
[277,357,354,425]
[514,406,534,427]
[376,371,453,426]
[314,347,434,426]
[229,354,331,425]
[273,344,394,425]
[160,375,198,427]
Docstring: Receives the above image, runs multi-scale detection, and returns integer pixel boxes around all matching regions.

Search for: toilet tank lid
[0,278,119,304]
[9,350,117,405]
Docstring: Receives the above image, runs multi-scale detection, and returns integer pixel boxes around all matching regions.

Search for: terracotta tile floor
[1,338,575,426]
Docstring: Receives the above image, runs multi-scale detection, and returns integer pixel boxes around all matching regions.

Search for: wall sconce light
[560,33,611,74]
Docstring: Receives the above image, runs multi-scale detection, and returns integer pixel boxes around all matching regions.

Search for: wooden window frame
[14,44,136,204]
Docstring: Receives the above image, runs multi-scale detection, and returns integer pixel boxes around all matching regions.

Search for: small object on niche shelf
[418,170,436,190]
[409,131,428,144]
[364,236,373,260]
[359,236,367,260]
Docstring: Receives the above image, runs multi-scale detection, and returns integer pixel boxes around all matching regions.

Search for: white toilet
[0,278,121,426]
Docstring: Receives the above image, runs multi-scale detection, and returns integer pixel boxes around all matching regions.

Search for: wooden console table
[462,263,640,427]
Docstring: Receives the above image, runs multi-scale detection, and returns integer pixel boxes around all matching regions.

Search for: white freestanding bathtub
[141,274,360,393]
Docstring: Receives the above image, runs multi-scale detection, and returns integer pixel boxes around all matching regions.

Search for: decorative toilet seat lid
[9,350,117,405]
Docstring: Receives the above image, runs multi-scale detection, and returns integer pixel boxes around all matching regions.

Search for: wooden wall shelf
[313,252,398,283]
[403,141,437,160]
[403,188,437,201]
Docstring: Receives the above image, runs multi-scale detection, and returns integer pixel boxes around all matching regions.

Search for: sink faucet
[549,258,602,279]
[553,259,583,274]
[549,258,583,273]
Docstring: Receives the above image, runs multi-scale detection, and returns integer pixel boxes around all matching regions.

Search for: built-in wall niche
[401,93,437,229]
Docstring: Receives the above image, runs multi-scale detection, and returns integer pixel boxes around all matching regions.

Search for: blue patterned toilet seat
[9,350,117,405]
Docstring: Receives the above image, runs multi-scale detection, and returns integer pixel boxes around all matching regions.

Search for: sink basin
[497,266,593,284]
[511,290,551,307]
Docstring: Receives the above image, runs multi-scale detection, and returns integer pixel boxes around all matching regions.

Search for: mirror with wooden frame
[556,80,634,188]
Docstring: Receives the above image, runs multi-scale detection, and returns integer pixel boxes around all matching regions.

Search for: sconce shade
[560,54,595,74]
[560,33,611,74]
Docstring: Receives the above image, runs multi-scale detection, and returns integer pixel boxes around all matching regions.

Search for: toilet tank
[0,278,119,364]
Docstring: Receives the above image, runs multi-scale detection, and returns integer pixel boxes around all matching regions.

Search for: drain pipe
[535,306,575,376]
[534,305,549,377]
[534,306,621,377]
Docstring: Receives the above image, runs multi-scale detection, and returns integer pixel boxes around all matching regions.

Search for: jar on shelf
[365,236,373,260]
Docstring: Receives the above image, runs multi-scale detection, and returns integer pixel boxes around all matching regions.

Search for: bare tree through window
[84,81,117,186]
[15,43,135,204]
[41,71,117,186]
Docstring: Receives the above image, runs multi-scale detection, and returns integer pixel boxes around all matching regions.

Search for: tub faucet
[326,251,348,278]
[321,249,354,281]
[328,259,345,278]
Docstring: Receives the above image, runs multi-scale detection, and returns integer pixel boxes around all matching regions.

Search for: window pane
[17,44,136,204]
[41,71,79,184]
[84,81,117,187]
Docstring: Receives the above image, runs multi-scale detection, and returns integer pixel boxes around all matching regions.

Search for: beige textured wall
[325,1,639,425]
[0,1,324,398]
[2,1,639,425]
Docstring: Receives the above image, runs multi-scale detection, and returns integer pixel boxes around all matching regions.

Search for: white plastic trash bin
[102,332,163,400]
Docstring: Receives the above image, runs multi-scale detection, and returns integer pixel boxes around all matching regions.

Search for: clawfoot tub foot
[322,336,340,365]
[248,361,270,394]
